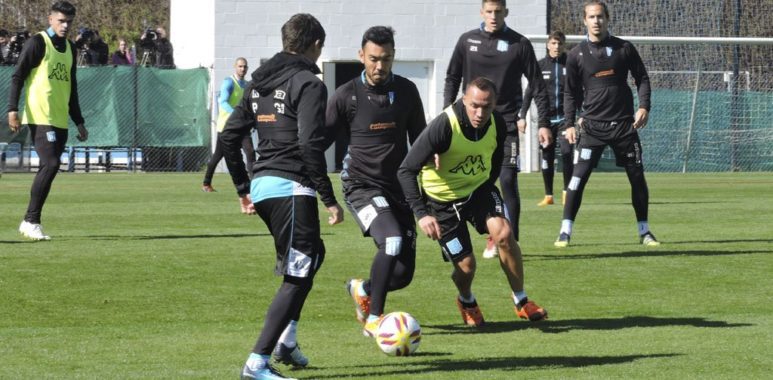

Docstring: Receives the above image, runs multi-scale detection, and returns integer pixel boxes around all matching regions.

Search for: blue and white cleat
[241,362,296,380]
[272,343,309,368]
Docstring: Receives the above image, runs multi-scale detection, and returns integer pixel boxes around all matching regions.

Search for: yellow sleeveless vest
[216,75,245,132]
[22,32,72,129]
[420,106,497,202]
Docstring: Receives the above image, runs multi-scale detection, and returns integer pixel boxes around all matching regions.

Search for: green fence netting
[0,66,209,147]
[1,65,210,172]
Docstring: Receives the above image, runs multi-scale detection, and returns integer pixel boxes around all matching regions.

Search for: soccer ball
[375,311,421,356]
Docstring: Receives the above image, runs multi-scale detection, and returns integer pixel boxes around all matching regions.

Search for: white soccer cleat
[482,236,498,259]
[19,221,51,241]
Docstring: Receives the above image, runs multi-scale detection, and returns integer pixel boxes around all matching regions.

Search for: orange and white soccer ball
[375,311,421,356]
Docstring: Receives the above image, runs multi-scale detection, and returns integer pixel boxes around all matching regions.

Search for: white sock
[560,219,574,235]
[357,281,368,297]
[366,314,380,323]
[458,293,476,304]
[637,221,650,236]
[512,291,528,306]
[277,320,298,347]
[245,353,269,371]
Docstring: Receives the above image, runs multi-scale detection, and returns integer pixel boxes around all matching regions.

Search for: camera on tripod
[7,30,30,64]
[78,27,95,43]
[139,28,158,49]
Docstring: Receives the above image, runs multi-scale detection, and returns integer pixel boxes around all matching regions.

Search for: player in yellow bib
[7,1,87,241]
[201,57,257,214]
[398,77,548,326]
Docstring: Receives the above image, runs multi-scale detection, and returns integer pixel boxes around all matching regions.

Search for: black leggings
[203,132,255,185]
[499,167,520,241]
[541,136,574,196]
[364,213,416,316]
[25,125,68,224]
[563,154,649,223]
[252,275,314,355]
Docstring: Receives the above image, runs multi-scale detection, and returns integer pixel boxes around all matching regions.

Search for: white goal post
[518,34,773,173]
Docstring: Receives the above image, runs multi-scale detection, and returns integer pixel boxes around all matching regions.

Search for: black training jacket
[443,24,550,131]
[220,52,336,207]
[521,53,566,123]
[325,73,426,195]
[563,36,651,128]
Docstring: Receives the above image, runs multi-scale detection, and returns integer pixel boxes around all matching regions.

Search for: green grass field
[1,172,771,379]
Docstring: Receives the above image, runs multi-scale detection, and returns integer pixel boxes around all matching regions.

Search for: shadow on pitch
[529,249,771,261]
[308,353,680,379]
[666,238,773,245]
[83,233,272,241]
[422,320,534,335]
[422,316,750,336]
[533,316,752,334]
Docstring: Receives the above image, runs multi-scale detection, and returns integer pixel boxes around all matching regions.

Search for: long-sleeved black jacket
[220,52,337,207]
[521,53,566,123]
[444,24,550,131]
[563,36,651,128]
[325,73,426,195]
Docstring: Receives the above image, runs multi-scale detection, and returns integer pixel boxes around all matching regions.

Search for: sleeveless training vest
[420,106,496,202]
[22,32,72,129]
[216,75,245,132]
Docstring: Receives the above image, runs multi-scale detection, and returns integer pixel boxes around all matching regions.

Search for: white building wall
[171,0,549,171]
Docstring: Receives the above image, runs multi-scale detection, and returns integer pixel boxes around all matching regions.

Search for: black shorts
[254,194,325,278]
[344,184,415,237]
[29,124,69,158]
[427,183,506,262]
[575,119,643,167]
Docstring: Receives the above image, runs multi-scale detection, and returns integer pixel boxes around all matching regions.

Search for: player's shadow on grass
[667,238,773,245]
[422,320,534,335]
[84,233,272,241]
[530,249,770,260]
[533,316,752,334]
[423,316,750,336]
[310,353,681,378]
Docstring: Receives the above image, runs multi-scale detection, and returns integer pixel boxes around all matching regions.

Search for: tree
[0,0,170,52]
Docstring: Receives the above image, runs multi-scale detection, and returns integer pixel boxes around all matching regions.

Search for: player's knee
[487,218,511,241]
[280,275,313,294]
[40,157,61,170]
[390,264,415,291]
[454,254,476,276]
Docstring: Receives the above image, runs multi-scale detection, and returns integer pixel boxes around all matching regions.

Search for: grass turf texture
[0,172,771,379]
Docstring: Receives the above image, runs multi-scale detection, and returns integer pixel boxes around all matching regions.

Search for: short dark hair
[582,1,610,19]
[51,1,76,16]
[0,29,9,38]
[281,13,325,54]
[468,76,498,99]
[361,26,395,48]
[482,0,506,7]
[548,31,566,43]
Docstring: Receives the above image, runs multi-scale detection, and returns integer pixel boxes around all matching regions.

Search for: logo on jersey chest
[257,114,276,123]
[370,122,396,131]
[449,155,486,176]
[48,62,69,81]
